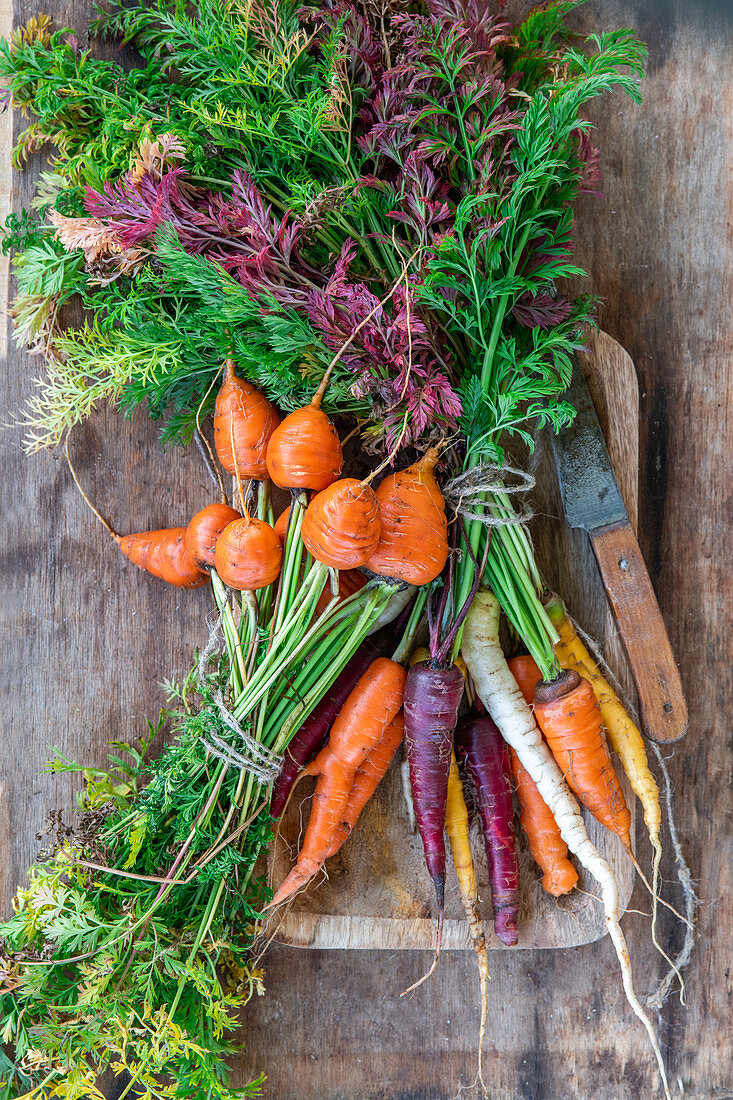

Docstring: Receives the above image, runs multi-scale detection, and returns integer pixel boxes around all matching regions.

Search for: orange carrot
[64,441,208,590]
[270,657,406,905]
[266,405,342,490]
[365,447,448,585]
[213,359,280,479]
[117,528,209,589]
[184,503,241,570]
[213,515,282,590]
[508,747,578,897]
[274,505,290,542]
[325,711,405,858]
[301,478,381,569]
[314,568,367,617]
[508,654,542,703]
[533,669,632,850]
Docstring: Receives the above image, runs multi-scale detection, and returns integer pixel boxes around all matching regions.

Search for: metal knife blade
[549,350,688,744]
[551,360,627,532]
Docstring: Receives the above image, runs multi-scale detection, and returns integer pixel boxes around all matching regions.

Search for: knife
[551,357,688,743]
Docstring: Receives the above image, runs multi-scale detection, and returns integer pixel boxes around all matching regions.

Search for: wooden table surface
[1,1,730,1098]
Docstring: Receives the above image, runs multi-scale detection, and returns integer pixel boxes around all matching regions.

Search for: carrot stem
[310,246,421,409]
[64,434,118,539]
[392,587,428,665]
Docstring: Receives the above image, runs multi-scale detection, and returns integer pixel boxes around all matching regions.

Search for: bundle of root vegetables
[0,2,689,1098]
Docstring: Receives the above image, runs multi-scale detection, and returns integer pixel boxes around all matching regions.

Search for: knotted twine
[196,597,283,784]
[443,461,536,527]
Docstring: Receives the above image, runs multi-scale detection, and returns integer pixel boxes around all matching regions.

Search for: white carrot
[461,589,670,1100]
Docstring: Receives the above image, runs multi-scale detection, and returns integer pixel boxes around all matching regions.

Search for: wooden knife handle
[590,522,688,743]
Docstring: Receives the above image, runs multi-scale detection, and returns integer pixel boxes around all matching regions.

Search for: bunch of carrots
[82,354,674,1096]
[0,1,687,1095]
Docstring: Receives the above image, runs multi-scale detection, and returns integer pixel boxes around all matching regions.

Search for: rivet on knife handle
[590,522,688,743]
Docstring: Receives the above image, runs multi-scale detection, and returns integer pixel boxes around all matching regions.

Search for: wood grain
[233,2,733,1095]
[591,522,688,742]
[267,331,637,952]
[2,1,731,1098]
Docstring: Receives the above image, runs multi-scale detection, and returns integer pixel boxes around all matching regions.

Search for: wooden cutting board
[265,330,639,951]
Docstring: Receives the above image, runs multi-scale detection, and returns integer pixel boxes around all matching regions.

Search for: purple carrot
[455,713,520,947]
[403,661,464,968]
[270,630,390,817]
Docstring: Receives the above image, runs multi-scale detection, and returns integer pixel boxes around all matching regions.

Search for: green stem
[392,586,428,665]
[480,182,550,394]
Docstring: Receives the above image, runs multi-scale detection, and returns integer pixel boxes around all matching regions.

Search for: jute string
[443,462,536,526]
[197,599,283,784]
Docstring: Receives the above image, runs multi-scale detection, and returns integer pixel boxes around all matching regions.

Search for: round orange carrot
[533,669,632,850]
[270,657,406,905]
[266,404,343,490]
[184,503,241,570]
[117,528,209,589]
[325,711,405,858]
[274,504,291,542]
[213,516,282,590]
[213,359,281,479]
[365,448,448,585]
[301,478,381,569]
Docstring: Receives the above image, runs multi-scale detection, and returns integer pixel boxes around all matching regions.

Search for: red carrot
[455,712,520,946]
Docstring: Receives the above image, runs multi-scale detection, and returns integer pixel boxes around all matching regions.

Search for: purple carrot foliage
[404,662,465,909]
[512,292,573,331]
[74,0,603,457]
[304,276,461,451]
[85,168,320,301]
[574,128,603,196]
[455,712,520,946]
[270,629,391,818]
[83,157,462,450]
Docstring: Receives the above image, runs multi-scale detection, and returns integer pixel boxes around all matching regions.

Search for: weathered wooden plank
[1,0,730,1098]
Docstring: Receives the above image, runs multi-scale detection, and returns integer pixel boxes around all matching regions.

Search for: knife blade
[551,356,688,743]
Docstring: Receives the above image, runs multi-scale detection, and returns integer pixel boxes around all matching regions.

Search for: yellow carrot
[445,751,488,1090]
